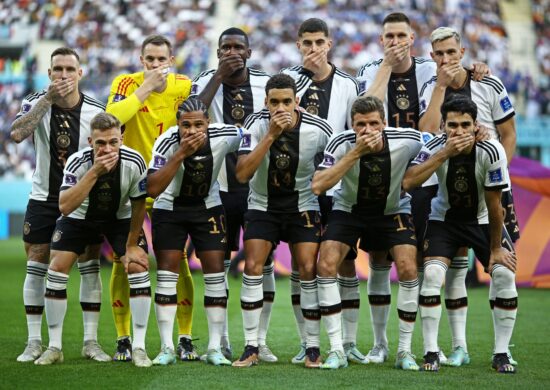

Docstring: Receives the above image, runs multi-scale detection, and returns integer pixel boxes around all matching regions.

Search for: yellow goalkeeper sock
[176,250,194,336]
[110,258,131,338]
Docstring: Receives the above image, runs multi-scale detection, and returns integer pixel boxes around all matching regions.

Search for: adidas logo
[178,299,193,306]
[112,300,125,308]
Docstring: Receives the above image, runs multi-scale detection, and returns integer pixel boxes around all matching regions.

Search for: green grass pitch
[1,238,549,389]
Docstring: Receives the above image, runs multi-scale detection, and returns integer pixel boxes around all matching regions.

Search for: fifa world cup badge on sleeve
[241,133,251,148]
[153,155,166,169]
[64,174,77,186]
[489,168,503,183]
[322,154,335,167]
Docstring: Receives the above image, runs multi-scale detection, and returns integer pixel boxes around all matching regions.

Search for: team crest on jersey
[139,178,147,192]
[454,179,469,192]
[113,94,126,102]
[23,222,31,235]
[241,133,251,148]
[57,134,71,148]
[64,174,77,185]
[52,230,62,242]
[500,96,512,112]
[322,154,335,167]
[275,154,290,169]
[396,97,410,110]
[489,168,503,183]
[153,155,166,168]
[22,103,32,114]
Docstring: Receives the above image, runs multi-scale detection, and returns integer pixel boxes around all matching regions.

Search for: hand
[216,53,245,80]
[488,247,517,273]
[475,124,491,142]
[45,78,75,103]
[355,128,383,155]
[122,245,149,272]
[470,62,490,81]
[143,65,169,91]
[269,110,292,137]
[436,60,462,88]
[303,49,327,76]
[178,132,206,158]
[444,131,474,157]
[381,41,409,68]
[92,151,119,176]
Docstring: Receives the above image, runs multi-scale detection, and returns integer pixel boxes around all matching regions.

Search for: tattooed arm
[10,78,71,143]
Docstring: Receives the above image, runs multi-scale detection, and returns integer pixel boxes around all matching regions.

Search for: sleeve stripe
[249,68,271,77]
[243,109,269,128]
[121,149,146,172]
[477,141,500,164]
[26,90,47,102]
[326,133,355,154]
[425,136,446,150]
[334,68,359,87]
[157,133,180,155]
[83,96,106,110]
[116,77,133,96]
[302,115,333,138]
[191,69,215,83]
[385,129,422,139]
[386,134,422,141]
[475,75,504,94]
[66,151,93,173]
[419,76,437,97]
[494,111,515,125]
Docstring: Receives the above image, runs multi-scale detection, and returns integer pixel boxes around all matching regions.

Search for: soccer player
[10,47,109,363]
[356,13,488,364]
[280,18,363,364]
[418,27,518,367]
[192,27,275,362]
[403,94,518,373]
[313,96,423,370]
[231,74,332,368]
[146,97,243,366]
[34,113,151,367]
[106,35,196,362]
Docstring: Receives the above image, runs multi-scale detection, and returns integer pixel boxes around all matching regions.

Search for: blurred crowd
[0,0,548,179]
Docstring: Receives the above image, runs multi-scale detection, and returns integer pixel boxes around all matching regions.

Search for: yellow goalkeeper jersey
[106,72,191,164]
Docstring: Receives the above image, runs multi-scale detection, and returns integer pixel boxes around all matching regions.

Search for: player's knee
[491,266,516,292]
[128,261,148,275]
[396,260,417,282]
[423,262,446,289]
[297,260,316,280]
[317,258,337,278]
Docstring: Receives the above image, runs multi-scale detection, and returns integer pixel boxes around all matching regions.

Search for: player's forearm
[362,64,391,100]
[236,136,276,183]
[106,94,144,125]
[311,152,359,195]
[486,189,504,250]
[402,150,447,191]
[10,96,52,143]
[127,198,146,247]
[418,86,446,133]
[59,170,100,216]
[497,122,517,164]
[197,75,223,108]
[146,156,182,198]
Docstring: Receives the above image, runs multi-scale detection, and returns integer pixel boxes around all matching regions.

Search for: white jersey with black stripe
[281,65,359,131]
[16,92,105,202]
[419,71,515,140]
[149,124,243,211]
[319,127,423,215]
[411,136,510,224]
[60,145,147,220]
[191,67,270,192]
[240,109,333,213]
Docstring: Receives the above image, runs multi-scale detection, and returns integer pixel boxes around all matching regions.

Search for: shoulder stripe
[419,76,437,97]
[83,95,106,110]
[326,133,355,154]
[26,90,47,102]
[243,109,269,128]
[66,150,93,173]
[477,141,500,164]
[115,77,134,96]
[302,114,333,138]
[249,68,271,77]
[357,59,383,77]
[121,149,146,171]
[192,69,216,83]
[425,136,446,150]
[474,75,504,94]
[157,132,180,155]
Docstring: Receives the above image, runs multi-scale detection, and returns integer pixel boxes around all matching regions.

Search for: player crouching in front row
[146,97,243,366]
[403,94,518,374]
[36,113,152,367]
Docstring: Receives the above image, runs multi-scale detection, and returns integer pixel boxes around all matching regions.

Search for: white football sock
[367,264,391,347]
[155,270,178,350]
[77,259,102,343]
[339,275,359,345]
[204,272,227,351]
[258,263,275,346]
[128,271,151,350]
[318,276,343,353]
[491,265,518,354]
[23,261,48,342]
[240,273,263,347]
[301,279,320,349]
[45,270,69,350]
[420,260,447,354]
[290,271,306,344]
[445,256,468,351]
[397,278,419,353]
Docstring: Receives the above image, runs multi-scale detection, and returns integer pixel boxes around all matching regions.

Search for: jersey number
[157,123,164,136]
[392,112,416,129]
[208,215,225,234]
